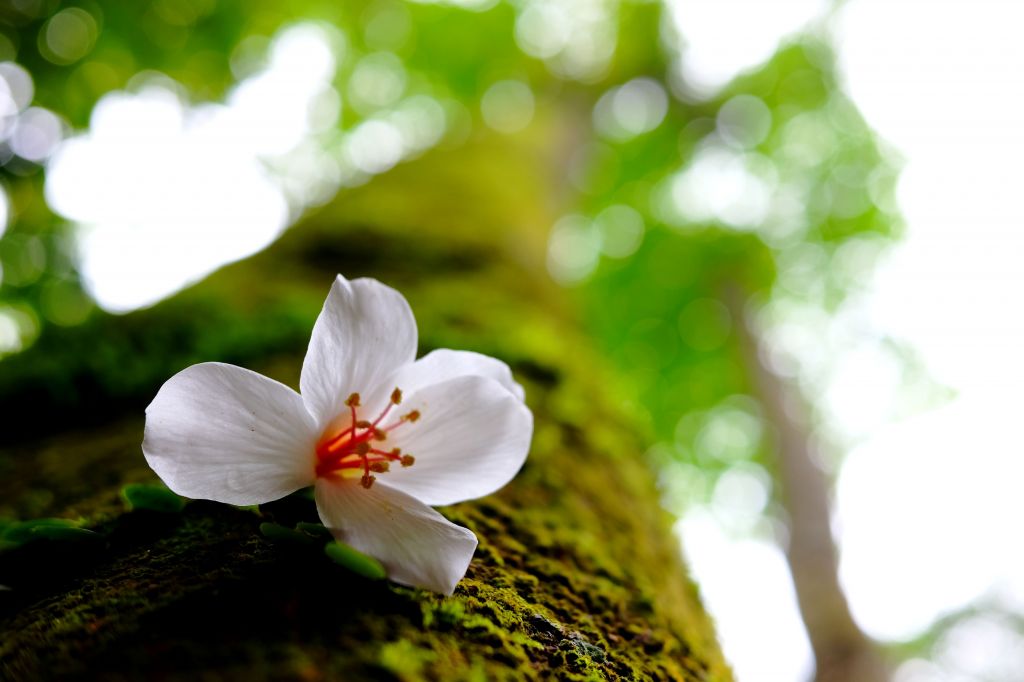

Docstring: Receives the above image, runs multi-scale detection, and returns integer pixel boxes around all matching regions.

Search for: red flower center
[315,388,418,488]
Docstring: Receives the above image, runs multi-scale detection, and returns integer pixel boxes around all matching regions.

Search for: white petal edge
[315,477,478,595]
[390,349,526,402]
[383,374,533,506]
[300,275,418,430]
[143,362,318,505]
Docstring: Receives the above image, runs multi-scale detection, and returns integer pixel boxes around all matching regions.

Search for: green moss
[378,639,438,678]
[0,131,730,679]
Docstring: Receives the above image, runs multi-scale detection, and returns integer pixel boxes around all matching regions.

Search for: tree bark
[0,128,730,680]
[729,289,889,682]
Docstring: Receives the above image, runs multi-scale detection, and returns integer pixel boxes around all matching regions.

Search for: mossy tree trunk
[0,121,731,680]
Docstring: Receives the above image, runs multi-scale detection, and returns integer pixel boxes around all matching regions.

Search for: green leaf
[324,541,386,581]
[28,526,101,543]
[259,522,317,546]
[2,518,79,544]
[295,522,333,540]
[121,483,186,513]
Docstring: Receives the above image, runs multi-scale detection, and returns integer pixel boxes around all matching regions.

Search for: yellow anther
[345,393,361,407]
[404,410,421,423]
[370,461,390,473]
[391,388,403,405]
[372,428,387,441]
[360,474,376,489]
[400,454,415,468]
[356,420,372,429]
[355,442,370,456]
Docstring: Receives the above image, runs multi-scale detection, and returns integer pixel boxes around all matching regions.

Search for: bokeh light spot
[514,0,615,81]
[593,78,668,141]
[307,86,341,133]
[658,459,711,517]
[594,204,643,258]
[711,463,772,533]
[0,303,39,356]
[40,278,93,326]
[229,35,271,79]
[778,109,834,168]
[668,146,776,230]
[387,95,447,153]
[11,107,64,162]
[480,80,535,134]
[515,4,570,60]
[270,23,341,85]
[693,398,763,463]
[345,119,404,174]
[0,62,34,118]
[349,52,406,114]
[363,0,413,50]
[546,214,601,284]
[39,8,99,65]
[717,94,772,150]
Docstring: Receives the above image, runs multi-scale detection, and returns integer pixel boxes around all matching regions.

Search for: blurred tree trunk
[0,123,730,680]
[730,291,890,682]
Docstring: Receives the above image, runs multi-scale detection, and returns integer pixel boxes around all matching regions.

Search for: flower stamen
[346,392,361,438]
[315,388,419,483]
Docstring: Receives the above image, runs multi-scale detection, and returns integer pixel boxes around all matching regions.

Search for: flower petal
[300,275,418,430]
[315,477,478,595]
[384,375,533,506]
[390,349,525,402]
[143,362,318,505]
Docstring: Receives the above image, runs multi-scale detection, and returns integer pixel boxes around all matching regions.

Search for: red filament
[315,389,417,485]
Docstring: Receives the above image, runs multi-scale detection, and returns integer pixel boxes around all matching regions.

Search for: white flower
[142,274,533,594]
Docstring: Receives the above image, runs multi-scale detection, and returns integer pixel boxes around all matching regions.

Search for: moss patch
[0,131,730,680]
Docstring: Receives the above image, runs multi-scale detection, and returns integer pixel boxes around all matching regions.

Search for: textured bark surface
[0,127,730,680]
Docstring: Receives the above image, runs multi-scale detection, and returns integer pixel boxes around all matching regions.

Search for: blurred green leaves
[0,1,900,517]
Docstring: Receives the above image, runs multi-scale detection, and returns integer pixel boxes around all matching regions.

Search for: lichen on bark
[0,131,731,680]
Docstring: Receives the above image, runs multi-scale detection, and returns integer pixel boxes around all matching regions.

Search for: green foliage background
[0,0,929,673]
[0,0,898,443]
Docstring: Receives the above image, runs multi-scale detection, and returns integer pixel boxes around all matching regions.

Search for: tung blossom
[143,275,533,594]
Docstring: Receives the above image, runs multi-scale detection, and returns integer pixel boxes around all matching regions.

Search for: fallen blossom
[143,274,532,594]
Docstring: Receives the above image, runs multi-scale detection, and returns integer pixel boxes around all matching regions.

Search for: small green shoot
[324,541,386,580]
[294,522,333,540]
[122,483,186,513]
[259,522,318,545]
[1,519,99,547]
